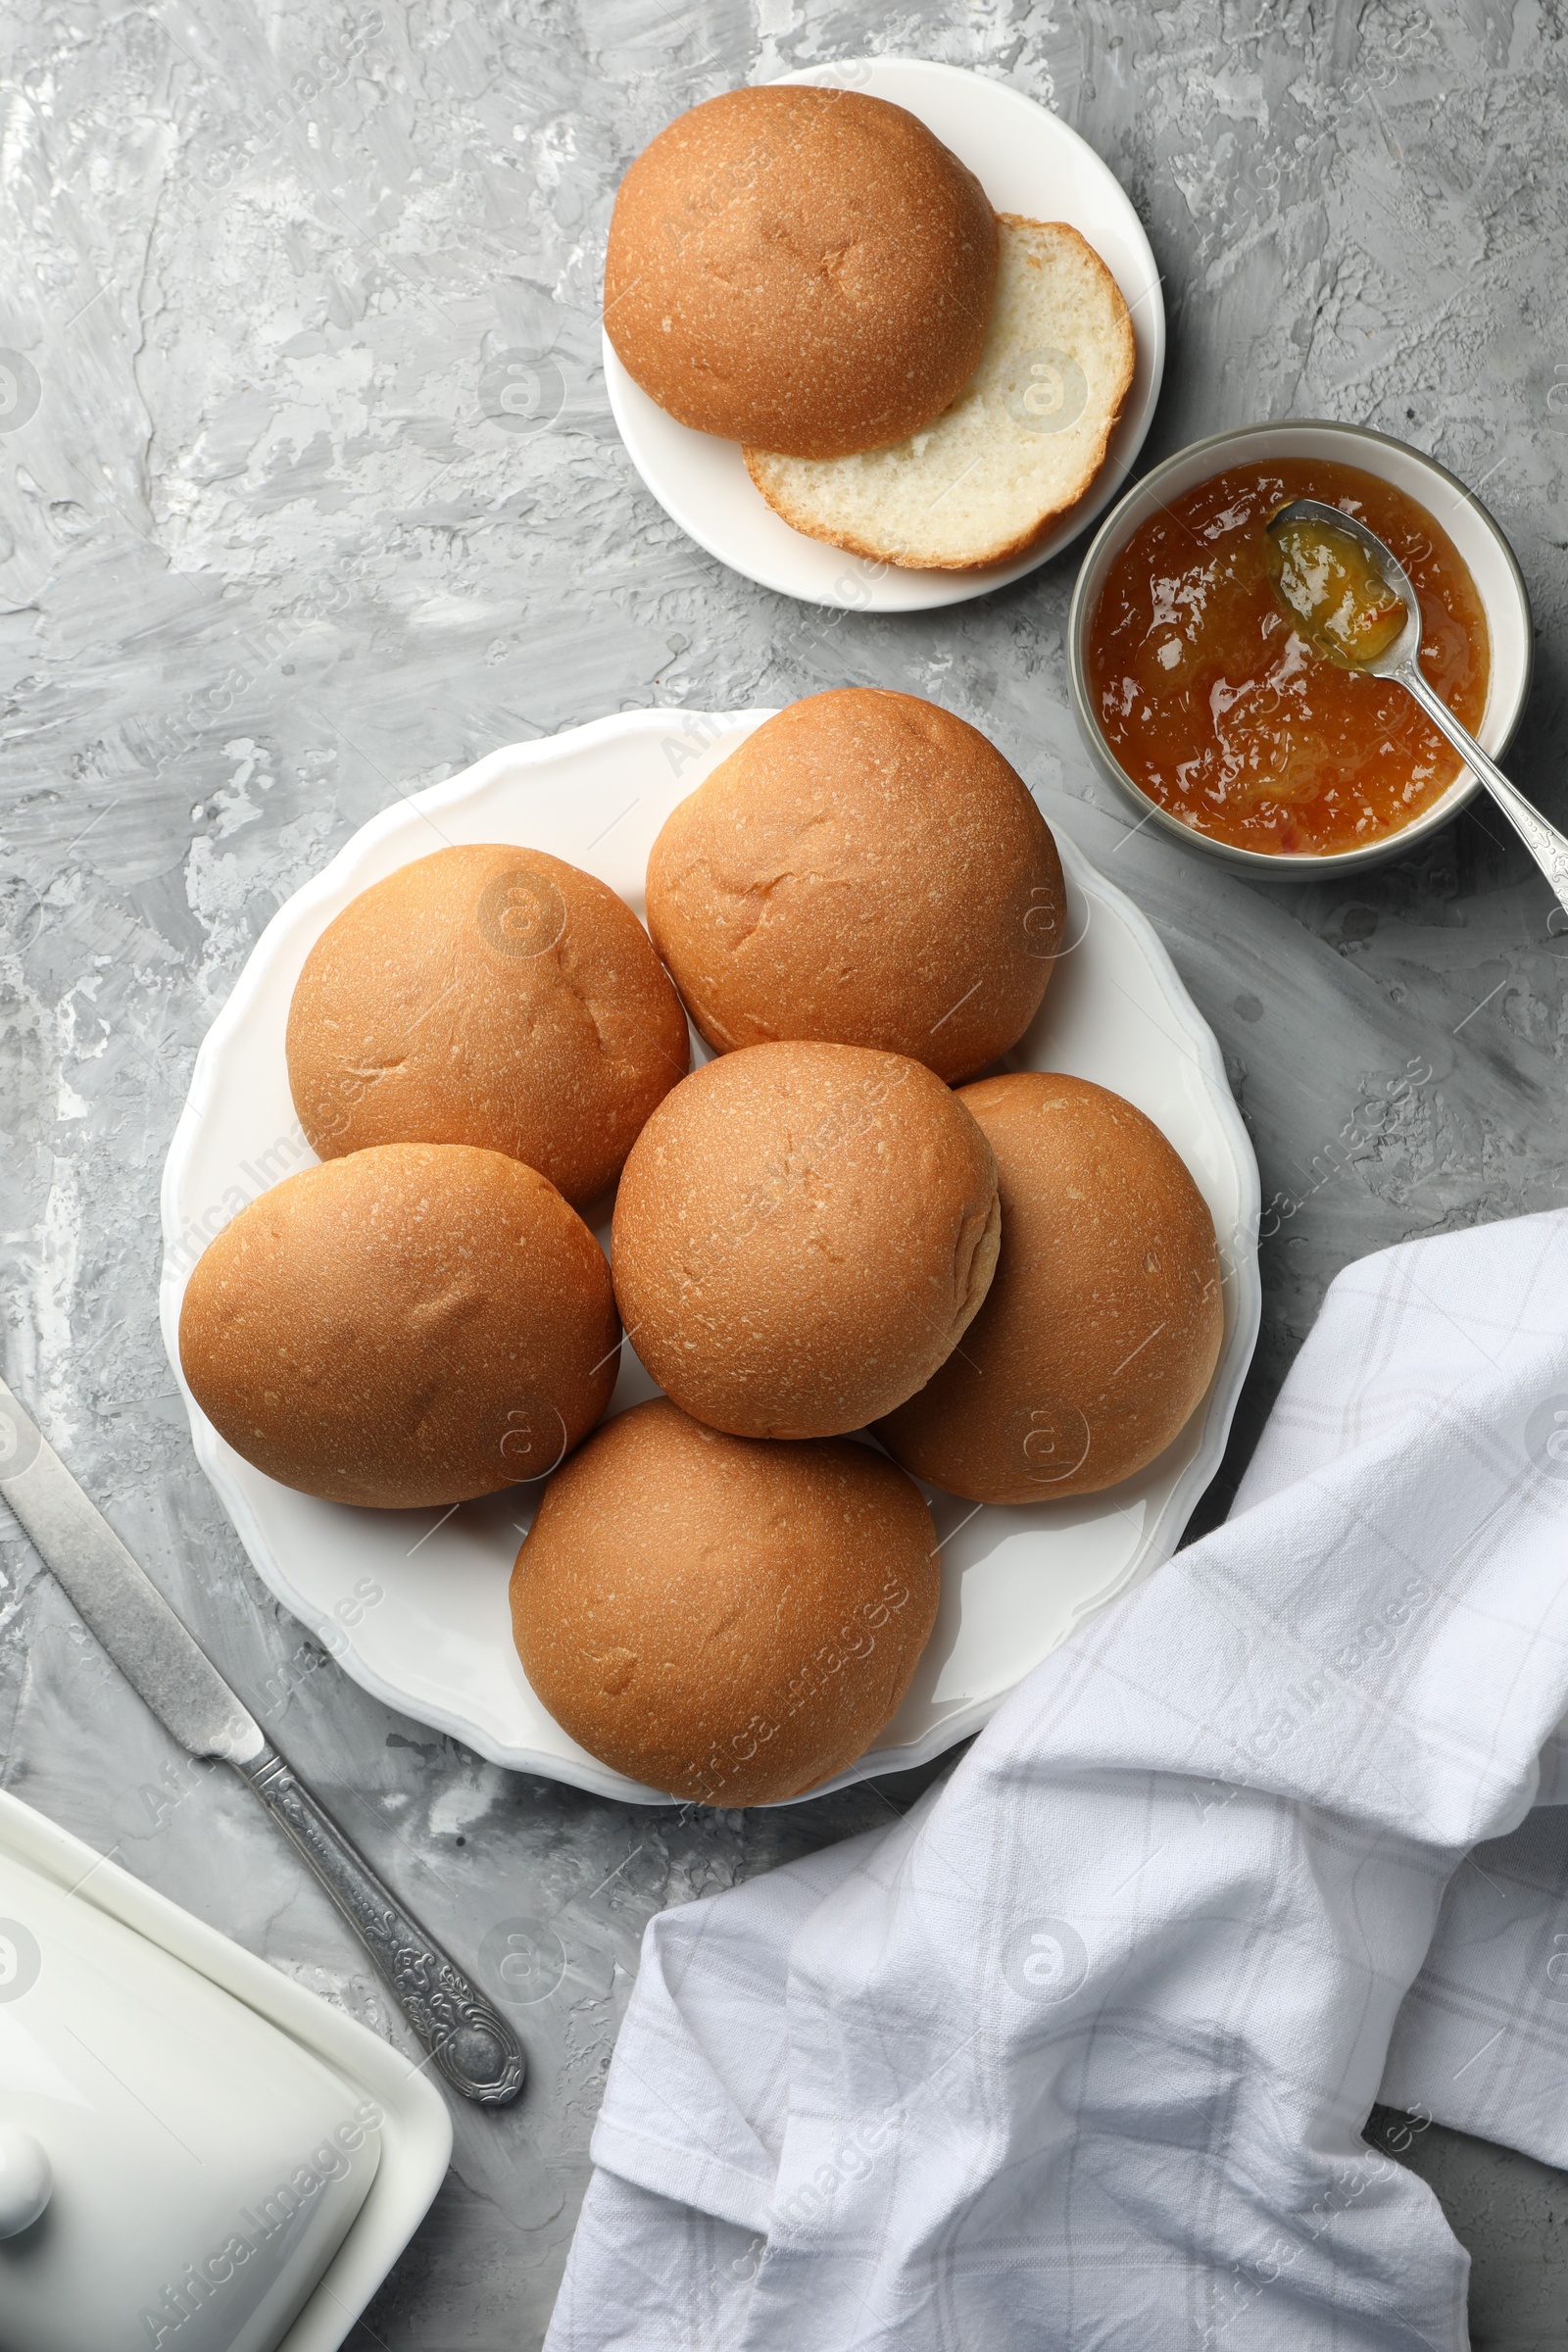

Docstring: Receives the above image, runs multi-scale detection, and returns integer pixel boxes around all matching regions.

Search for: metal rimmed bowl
[1066,418,1534,877]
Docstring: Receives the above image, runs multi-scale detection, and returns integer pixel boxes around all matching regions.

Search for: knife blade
[0,1375,263,1762]
[0,1374,523,2106]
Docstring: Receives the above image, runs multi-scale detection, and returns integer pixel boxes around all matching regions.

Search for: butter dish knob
[0,2126,51,2237]
[233,1740,525,2107]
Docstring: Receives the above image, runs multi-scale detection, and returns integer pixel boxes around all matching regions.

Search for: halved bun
[605,86,998,459]
[745,218,1135,568]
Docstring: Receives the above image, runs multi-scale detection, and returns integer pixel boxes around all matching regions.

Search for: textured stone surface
[1,0,1565,2341]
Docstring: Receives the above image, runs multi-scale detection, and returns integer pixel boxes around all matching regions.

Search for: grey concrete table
[1,1,1564,2341]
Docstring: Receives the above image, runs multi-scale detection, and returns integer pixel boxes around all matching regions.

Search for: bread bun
[605,87,998,459]
[612,1040,1000,1440]
[286,845,689,1207]
[178,1144,619,1509]
[511,1399,939,1802]
[876,1074,1223,1500]
[747,219,1136,568]
[646,691,1064,1082]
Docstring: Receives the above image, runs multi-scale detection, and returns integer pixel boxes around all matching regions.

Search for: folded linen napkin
[545,1210,1568,2350]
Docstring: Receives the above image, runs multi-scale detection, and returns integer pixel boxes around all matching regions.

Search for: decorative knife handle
[233,1740,524,2107]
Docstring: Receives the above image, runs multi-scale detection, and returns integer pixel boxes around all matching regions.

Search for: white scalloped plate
[604,57,1165,610]
[160,712,1259,1805]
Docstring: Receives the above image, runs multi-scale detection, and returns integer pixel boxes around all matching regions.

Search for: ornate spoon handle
[233,1740,524,2106]
[1400,662,1568,914]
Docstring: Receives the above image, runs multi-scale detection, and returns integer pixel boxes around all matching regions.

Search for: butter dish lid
[0,1790,451,2352]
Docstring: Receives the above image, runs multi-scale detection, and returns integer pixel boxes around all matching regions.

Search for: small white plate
[160,712,1259,1806]
[604,58,1165,612]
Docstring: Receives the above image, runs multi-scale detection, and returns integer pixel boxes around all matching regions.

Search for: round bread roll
[647,691,1065,1082]
[178,1144,619,1509]
[286,845,689,1207]
[511,1399,940,1803]
[876,1074,1224,1501]
[605,87,998,459]
[612,1040,1000,1440]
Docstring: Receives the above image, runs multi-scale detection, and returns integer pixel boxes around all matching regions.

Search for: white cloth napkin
[544,1210,1568,2351]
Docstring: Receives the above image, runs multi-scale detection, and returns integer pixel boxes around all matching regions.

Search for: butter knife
[0,1373,523,2107]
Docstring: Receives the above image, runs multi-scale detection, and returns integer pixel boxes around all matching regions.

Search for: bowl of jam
[1067,420,1533,872]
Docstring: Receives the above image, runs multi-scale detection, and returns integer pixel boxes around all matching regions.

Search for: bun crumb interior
[746,218,1135,569]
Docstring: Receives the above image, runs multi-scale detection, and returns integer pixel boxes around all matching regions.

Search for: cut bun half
[745,217,1136,571]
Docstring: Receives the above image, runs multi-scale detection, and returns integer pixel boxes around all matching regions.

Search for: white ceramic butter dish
[0,1790,450,2351]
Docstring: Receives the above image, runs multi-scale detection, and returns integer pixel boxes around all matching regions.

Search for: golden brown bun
[178,1144,619,1509]
[876,1074,1223,1501]
[604,87,998,459]
[646,692,1064,1083]
[511,1399,939,1803]
[286,846,689,1208]
[612,1040,1000,1440]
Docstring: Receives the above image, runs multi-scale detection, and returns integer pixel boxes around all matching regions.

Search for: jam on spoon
[1266,494,1568,914]
[1265,511,1408,667]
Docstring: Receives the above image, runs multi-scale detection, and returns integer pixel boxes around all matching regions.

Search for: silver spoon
[1266,497,1566,909]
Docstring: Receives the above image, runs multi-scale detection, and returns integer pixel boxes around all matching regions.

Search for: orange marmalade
[1085,458,1491,856]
